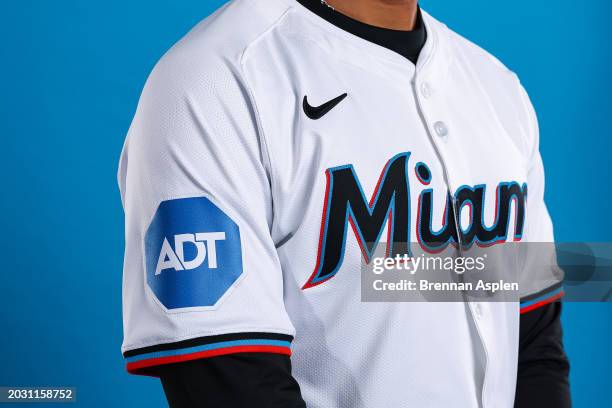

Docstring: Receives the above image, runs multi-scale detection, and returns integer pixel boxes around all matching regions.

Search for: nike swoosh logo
[303,93,348,120]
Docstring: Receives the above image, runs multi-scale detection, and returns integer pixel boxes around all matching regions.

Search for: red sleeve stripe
[123,333,293,376]
[126,344,291,374]
[520,287,564,314]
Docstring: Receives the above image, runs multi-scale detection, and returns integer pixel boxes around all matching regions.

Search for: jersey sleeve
[516,83,564,313]
[117,43,294,375]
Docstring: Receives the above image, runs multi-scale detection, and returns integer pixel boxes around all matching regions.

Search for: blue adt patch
[145,197,242,309]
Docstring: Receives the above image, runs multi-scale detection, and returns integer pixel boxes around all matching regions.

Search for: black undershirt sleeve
[515,302,571,407]
[155,353,306,408]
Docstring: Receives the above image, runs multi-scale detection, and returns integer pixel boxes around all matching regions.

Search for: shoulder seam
[237,8,294,233]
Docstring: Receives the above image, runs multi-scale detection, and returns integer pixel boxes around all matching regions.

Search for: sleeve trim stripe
[520,281,563,303]
[520,288,564,314]
[123,332,293,358]
[125,338,292,363]
[123,334,293,375]
[126,344,292,374]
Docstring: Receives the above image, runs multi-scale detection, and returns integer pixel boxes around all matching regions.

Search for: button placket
[413,77,463,252]
[417,81,450,142]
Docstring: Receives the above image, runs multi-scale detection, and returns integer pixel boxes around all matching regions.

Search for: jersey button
[420,82,432,98]
[474,303,483,319]
[433,121,449,138]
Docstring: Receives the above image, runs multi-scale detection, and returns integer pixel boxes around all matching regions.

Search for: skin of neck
[324,0,418,31]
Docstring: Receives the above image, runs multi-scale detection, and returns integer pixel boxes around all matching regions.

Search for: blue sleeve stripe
[125,338,292,363]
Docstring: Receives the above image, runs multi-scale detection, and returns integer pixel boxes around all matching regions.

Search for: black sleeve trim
[123,332,293,376]
[520,281,564,314]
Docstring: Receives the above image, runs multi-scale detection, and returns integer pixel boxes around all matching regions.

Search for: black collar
[295,0,426,64]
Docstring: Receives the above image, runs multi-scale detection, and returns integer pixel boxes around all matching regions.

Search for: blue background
[0,0,609,406]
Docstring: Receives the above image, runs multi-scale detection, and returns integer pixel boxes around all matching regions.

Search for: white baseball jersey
[118,0,562,406]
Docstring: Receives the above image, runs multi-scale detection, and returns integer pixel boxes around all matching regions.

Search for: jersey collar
[279,0,453,86]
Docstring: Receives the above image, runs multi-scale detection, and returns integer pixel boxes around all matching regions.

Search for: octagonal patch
[144,197,242,310]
